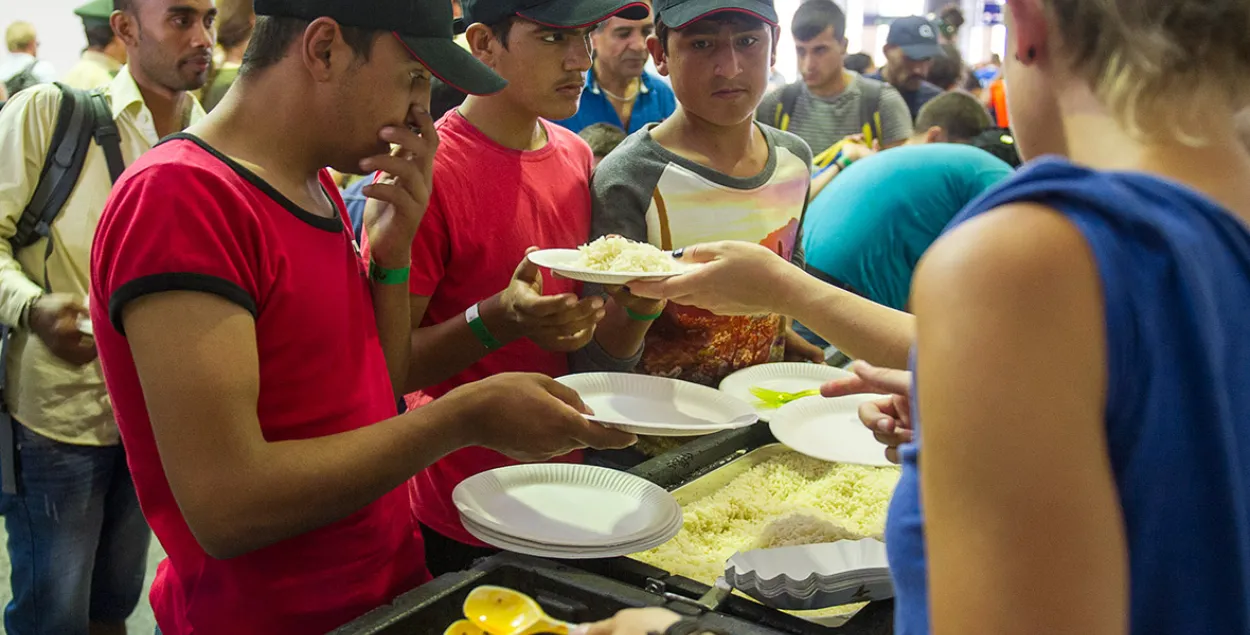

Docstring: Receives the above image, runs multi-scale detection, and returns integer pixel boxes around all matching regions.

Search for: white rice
[573,236,676,273]
[633,451,900,587]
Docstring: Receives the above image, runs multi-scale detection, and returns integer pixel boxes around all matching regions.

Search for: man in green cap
[63,0,128,90]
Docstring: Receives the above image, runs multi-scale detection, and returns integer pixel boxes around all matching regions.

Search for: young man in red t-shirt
[395,0,662,573]
[89,1,635,633]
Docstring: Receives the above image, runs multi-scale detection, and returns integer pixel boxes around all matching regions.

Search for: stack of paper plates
[725,539,893,610]
[453,464,682,559]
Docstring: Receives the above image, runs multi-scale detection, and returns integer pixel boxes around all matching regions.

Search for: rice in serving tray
[633,451,900,610]
[573,236,677,273]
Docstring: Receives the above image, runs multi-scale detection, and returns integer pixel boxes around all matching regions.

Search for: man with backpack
[756,0,912,170]
[1,22,57,98]
[0,0,214,631]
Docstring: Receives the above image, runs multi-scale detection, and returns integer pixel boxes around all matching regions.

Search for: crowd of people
[0,0,1246,634]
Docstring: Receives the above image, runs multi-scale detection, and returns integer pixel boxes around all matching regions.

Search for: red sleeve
[407,179,452,297]
[95,162,266,335]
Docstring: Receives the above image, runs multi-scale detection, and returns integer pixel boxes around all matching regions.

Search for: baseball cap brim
[395,34,507,96]
[657,0,779,29]
[518,0,651,29]
[899,43,945,61]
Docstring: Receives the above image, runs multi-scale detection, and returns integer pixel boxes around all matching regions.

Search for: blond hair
[5,22,36,53]
[1046,0,1250,146]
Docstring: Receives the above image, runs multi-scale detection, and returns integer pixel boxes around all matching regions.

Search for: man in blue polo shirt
[553,0,676,133]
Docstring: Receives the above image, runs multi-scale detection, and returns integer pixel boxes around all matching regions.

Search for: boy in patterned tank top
[585,0,825,386]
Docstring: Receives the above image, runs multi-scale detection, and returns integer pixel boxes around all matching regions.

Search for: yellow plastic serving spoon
[445,619,488,635]
[464,586,574,635]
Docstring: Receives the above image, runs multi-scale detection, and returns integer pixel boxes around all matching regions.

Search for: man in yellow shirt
[62,0,128,91]
[0,0,215,631]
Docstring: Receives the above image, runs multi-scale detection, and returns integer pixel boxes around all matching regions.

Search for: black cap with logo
[886,16,945,61]
[652,0,777,29]
[462,0,650,29]
[253,0,507,95]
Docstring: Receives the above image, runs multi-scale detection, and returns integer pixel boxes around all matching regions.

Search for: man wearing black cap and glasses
[390,0,650,576]
[867,15,946,120]
[89,1,636,633]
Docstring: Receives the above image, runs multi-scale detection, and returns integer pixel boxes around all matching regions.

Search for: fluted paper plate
[557,373,758,437]
[725,539,893,610]
[769,395,895,467]
[461,510,682,559]
[453,463,680,547]
[527,249,698,285]
[719,363,854,421]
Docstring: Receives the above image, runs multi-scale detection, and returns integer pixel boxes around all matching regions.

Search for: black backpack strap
[774,82,803,131]
[88,91,125,183]
[858,77,883,145]
[10,83,99,253]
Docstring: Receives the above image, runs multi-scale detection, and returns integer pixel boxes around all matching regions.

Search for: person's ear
[647,34,669,76]
[1005,0,1048,66]
[770,25,780,67]
[925,126,944,143]
[110,10,139,48]
[466,23,498,68]
[301,18,341,82]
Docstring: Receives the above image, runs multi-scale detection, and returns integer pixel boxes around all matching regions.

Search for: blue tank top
[888,157,1250,634]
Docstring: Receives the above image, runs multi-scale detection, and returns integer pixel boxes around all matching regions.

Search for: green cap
[74,0,114,28]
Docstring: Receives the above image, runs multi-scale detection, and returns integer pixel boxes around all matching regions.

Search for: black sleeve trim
[109,273,258,336]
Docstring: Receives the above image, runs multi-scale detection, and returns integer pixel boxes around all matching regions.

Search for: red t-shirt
[90,135,428,635]
[404,111,592,544]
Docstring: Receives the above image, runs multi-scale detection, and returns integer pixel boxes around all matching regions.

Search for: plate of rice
[528,236,698,285]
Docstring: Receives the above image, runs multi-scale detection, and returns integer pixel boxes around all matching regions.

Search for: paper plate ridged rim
[461,509,682,559]
[453,463,680,547]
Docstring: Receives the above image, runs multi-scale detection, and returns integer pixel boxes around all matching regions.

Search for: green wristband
[369,260,410,285]
[465,303,504,351]
[626,306,664,322]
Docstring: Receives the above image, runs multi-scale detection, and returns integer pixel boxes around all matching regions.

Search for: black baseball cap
[253,0,506,95]
[653,0,778,29]
[462,0,650,29]
[886,16,945,60]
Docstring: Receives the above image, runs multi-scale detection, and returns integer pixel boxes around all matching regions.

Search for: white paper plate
[769,395,895,467]
[462,511,682,559]
[526,249,698,285]
[557,373,758,437]
[719,363,854,422]
[725,540,893,610]
[452,463,680,547]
